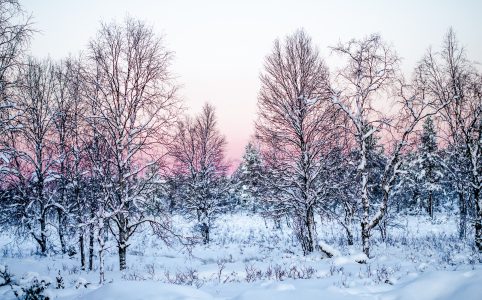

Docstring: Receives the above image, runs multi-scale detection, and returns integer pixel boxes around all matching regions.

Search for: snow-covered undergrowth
[0,213,481,299]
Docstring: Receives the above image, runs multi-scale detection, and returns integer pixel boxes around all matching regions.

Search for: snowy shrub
[329,262,344,276]
[264,265,274,279]
[417,262,429,272]
[122,270,146,281]
[273,264,287,281]
[216,260,225,283]
[221,270,239,284]
[216,262,319,283]
[0,264,13,286]
[244,264,262,282]
[12,272,52,300]
[145,263,156,280]
[66,246,77,258]
[338,272,351,288]
[1,246,12,258]
[374,264,399,285]
[0,265,13,286]
[288,265,316,279]
[74,277,89,289]
[61,264,80,275]
[1,244,25,259]
[55,271,64,289]
[468,250,480,269]
[164,268,203,288]
[360,263,373,279]
[130,250,145,256]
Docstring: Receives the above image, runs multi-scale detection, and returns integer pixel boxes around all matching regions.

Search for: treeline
[0,0,480,284]
[249,30,481,258]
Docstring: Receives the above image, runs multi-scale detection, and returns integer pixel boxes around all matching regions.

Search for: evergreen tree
[395,152,422,214]
[363,125,386,206]
[233,143,265,213]
[397,117,443,217]
[417,117,443,218]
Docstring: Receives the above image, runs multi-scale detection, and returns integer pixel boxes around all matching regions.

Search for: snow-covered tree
[170,103,228,244]
[85,17,180,270]
[0,0,33,138]
[315,143,357,245]
[256,29,341,255]
[51,57,90,266]
[8,58,57,254]
[416,28,481,249]
[416,117,443,218]
[233,142,265,213]
[330,34,446,257]
[442,144,472,238]
[50,59,85,254]
[330,34,398,257]
[0,0,33,192]
[394,118,443,217]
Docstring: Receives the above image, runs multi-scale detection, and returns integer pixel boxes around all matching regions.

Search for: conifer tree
[234,143,265,213]
[418,117,442,218]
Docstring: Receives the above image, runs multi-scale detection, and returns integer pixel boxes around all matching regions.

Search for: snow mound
[380,270,482,300]
[233,281,357,300]
[318,241,341,257]
[77,281,214,300]
[334,253,368,265]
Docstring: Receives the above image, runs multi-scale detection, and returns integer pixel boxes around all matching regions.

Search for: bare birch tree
[170,103,228,244]
[0,0,33,175]
[417,28,481,250]
[50,57,90,261]
[256,29,338,255]
[330,34,447,257]
[8,58,57,254]
[86,17,179,270]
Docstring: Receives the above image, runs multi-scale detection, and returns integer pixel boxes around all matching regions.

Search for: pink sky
[23,0,482,168]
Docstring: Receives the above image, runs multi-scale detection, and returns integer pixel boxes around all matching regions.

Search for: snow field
[0,212,481,299]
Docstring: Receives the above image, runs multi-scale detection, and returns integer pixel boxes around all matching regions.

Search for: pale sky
[22,0,482,166]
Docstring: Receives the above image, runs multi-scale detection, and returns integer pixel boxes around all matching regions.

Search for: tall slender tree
[0,0,33,177]
[170,103,228,244]
[417,29,481,249]
[256,29,339,255]
[418,117,442,218]
[10,58,57,254]
[330,34,446,257]
[86,17,179,270]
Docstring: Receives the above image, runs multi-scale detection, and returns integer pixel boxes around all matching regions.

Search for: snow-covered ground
[1,213,481,299]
